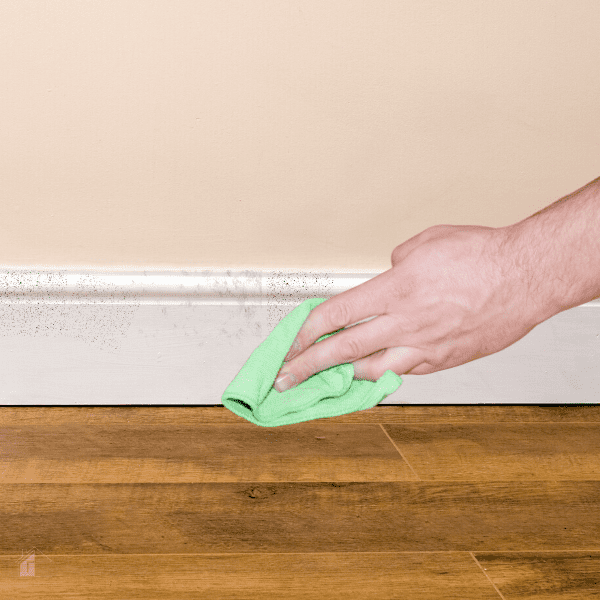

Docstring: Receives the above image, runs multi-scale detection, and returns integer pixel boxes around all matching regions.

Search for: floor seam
[378,423,421,481]
[469,552,507,600]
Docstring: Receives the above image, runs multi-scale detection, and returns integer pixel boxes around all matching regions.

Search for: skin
[274,174,600,392]
[274,223,544,390]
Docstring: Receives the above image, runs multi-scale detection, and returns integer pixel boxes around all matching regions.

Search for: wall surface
[1,0,599,271]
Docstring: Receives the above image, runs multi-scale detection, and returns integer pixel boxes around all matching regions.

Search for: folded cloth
[221,297,403,427]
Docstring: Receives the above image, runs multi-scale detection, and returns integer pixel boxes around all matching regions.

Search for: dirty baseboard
[0,267,598,405]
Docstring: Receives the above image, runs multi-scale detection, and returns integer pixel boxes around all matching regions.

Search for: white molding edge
[1,266,599,306]
[0,268,598,406]
[0,267,383,305]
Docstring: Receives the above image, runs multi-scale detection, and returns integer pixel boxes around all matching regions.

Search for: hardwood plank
[382,423,600,480]
[2,406,600,597]
[2,405,600,427]
[0,553,503,599]
[474,552,600,599]
[0,423,416,483]
[1,482,599,554]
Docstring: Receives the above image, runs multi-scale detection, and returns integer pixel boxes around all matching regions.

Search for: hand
[273,224,542,393]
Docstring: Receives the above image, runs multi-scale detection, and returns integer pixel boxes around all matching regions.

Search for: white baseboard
[0,267,598,405]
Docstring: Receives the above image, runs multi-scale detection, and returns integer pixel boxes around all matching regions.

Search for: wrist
[495,221,565,327]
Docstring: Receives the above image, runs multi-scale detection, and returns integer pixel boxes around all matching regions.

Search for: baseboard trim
[0,268,598,406]
[0,267,383,305]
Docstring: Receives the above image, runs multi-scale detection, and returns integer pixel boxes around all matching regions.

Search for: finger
[352,346,428,380]
[283,316,373,363]
[283,269,396,363]
[275,314,397,391]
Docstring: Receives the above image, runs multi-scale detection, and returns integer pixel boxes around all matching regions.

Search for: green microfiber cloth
[221,297,403,427]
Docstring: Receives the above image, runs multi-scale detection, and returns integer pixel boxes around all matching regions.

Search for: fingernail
[274,373,296,393]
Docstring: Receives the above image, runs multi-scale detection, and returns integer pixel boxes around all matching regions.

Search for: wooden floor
[1,405,600,599]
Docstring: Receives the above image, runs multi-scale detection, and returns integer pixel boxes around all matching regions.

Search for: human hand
[273,224,542,393]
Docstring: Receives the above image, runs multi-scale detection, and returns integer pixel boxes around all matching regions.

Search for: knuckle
[337,336,362,362]
[427,224,454,235]
[327,301,351,330]
[292,360,313,384]
[390,245,404,266]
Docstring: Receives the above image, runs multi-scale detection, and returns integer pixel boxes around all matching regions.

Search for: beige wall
[1,1,599,272]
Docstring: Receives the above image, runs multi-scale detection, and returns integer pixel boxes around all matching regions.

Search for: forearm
[500,175,600,324]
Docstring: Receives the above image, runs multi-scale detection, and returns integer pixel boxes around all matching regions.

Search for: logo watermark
[14,547,53,577]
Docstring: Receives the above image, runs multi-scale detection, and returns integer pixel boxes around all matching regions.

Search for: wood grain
[1,405,599,598]
[0,553,507,599]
